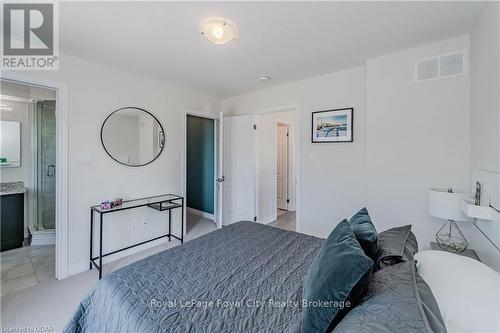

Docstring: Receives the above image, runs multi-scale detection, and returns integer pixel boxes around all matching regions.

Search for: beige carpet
[1,213,216,333]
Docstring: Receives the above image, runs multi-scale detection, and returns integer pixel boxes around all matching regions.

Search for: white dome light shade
[201,20,235,44]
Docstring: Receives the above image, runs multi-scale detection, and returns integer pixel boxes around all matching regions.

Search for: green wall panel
[186,115,214,214]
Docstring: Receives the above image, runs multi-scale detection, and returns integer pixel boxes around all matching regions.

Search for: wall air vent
[415,50,467,82]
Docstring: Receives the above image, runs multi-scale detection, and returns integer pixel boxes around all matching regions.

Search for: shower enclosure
[35,101,56,231]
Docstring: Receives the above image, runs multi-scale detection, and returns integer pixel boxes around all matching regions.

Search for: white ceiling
[59,2,484,98]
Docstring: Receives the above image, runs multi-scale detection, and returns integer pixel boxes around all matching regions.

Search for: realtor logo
[2,2,59,70]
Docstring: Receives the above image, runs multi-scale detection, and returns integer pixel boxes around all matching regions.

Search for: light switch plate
[72,153,92,165]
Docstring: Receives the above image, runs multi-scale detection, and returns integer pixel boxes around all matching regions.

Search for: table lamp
[428,188,470,253]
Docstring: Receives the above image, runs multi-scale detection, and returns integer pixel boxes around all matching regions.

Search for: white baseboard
[187,207,214,220]
[30,229,56,246]
[68,262,89,276]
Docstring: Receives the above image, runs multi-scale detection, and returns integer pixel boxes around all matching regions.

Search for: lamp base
[436,219,468,253]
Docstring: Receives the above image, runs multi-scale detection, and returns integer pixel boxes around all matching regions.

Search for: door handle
[216,176,225,183]
[47,164,55,177]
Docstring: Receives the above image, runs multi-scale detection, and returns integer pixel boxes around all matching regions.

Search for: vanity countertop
[0,182,26,196]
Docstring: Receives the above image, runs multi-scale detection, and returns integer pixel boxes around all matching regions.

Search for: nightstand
[430,242,481,262]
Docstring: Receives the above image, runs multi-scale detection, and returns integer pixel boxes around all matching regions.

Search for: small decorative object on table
[100,198,123,210]
[428,187,471,253]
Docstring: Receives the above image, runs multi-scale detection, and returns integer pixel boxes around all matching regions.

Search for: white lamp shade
[428,188,470,221]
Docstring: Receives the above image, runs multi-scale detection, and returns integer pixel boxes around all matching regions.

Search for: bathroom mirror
[101,107,165,167]
[0,121,21,168]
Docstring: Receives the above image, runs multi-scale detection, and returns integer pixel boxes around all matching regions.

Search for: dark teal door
[186,115,214,214]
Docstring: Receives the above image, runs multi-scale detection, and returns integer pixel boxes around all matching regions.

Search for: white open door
[221,114,257,225]
[216,112,223,228]
[277,123,289,210]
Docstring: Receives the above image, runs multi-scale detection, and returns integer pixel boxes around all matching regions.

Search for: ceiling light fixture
[258,75,271,82]
[201,20,236,45]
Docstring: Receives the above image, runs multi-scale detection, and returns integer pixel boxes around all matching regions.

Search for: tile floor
[1,245,55,297]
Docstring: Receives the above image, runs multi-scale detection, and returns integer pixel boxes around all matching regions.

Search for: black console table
[90,194,184,279]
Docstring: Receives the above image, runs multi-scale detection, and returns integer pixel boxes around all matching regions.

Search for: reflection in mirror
[0,121,21,167]
[101,107,165,166]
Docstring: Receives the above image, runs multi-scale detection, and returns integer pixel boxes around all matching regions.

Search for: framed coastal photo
[311,108,353,143]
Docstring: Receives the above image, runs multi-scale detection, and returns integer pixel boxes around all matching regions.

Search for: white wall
[366,35,471,249]
[468,2,500,271]
[223,36,472,249]
[11,53,220,274]
[1,80,57,100]
[470,2,500,174]
[255,110,296,224]
[223,66,367,237]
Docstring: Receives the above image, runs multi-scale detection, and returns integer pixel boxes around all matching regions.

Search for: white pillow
[414,250,500,333]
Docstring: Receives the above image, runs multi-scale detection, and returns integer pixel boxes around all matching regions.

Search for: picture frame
[311,108,353,143]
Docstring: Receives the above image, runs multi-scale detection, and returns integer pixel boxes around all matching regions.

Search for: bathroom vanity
[1,182,25,251]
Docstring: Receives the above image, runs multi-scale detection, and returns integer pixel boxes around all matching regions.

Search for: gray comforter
[64,221,323,333]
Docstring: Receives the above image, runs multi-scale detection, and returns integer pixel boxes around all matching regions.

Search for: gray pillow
[348,207,379,260]
[376,225,418,270]
[333,261,446,333]
[301,220,374,333]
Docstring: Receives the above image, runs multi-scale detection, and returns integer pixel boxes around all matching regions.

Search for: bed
[64,212,500,333]
[64,221,324,333]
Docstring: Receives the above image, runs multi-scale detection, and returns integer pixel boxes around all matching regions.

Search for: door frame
[1,71,70,280]
[181,109,220,233]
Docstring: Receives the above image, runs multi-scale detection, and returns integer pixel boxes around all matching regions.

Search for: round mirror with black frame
[100,107,165,167]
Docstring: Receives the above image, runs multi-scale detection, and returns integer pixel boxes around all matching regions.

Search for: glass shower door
[37,101,56,230]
